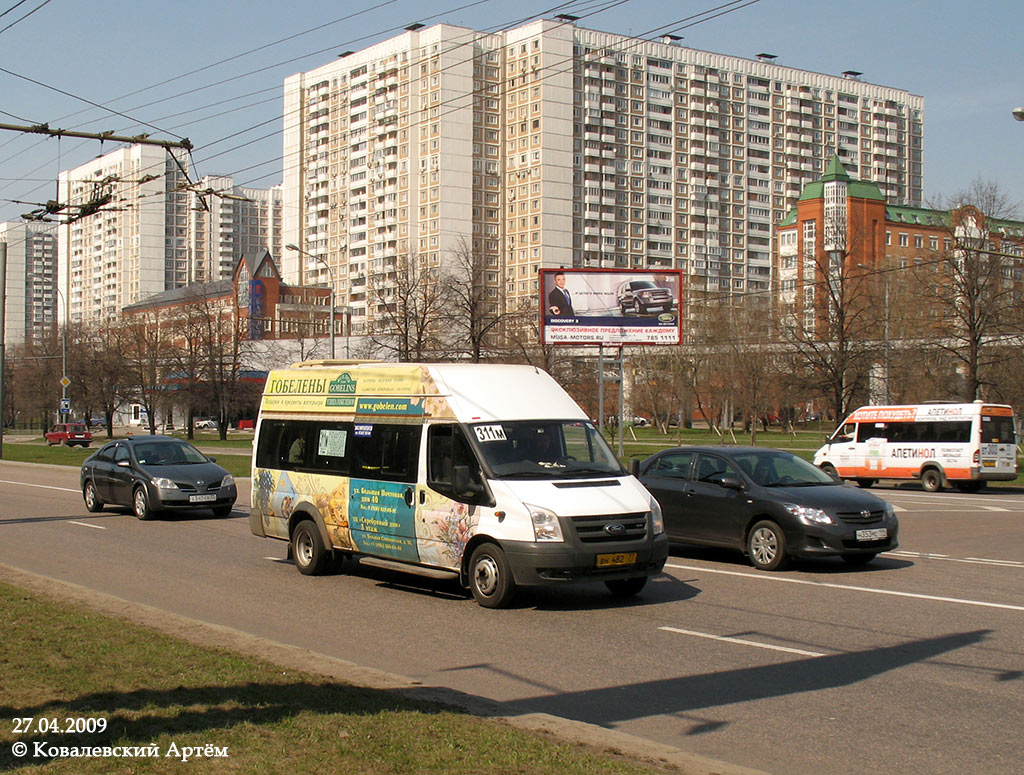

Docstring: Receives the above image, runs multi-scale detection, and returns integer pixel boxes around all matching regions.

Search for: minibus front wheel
[468,543,516,609]
[920,467,943,493]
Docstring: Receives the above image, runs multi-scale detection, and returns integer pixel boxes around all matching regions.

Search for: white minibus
[814,402,1017,492]
[250,361,668,607]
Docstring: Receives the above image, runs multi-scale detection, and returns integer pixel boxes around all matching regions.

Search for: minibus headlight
[649,498,665,535]
[784,503,833,525]
[525,504,564,542]
[152,477,178,491]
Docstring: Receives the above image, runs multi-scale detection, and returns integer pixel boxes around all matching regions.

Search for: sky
[0,0,1022,225]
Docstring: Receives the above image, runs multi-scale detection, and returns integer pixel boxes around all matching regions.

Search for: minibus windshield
[468,420,625,479]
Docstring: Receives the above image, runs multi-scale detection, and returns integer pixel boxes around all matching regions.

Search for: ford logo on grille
[604,522,626,536]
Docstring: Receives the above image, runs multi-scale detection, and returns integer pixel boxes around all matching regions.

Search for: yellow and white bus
[249,361,668,607]
[814,402,1017,492]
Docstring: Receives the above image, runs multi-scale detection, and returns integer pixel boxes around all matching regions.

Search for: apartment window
[899,233,908,247]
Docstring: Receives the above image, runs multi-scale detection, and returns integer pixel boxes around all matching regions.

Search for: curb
[0,562,766,775]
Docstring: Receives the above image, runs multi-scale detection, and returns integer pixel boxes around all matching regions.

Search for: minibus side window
[427,425,484,500]
[255,419,299,469]
[831,422,856,443]
[311,424,352,474]
[353,424,421,482]
[857,422,886,442]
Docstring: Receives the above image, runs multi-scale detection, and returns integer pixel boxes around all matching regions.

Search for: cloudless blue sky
[1,0,1021,224]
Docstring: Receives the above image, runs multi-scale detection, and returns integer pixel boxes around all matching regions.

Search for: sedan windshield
[730,449,837,487]
[134,441,208,466]
[469,420,624,479]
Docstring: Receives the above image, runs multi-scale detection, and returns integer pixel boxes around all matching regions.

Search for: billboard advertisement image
[540,268,682,345]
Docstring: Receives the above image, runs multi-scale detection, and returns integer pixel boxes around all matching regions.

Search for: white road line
[979,506,1011,512]
[659,626,826,657]
[886,551,1024,568]
[665,563,1024,612]
[68,521,106,530]
[0,479,79,494]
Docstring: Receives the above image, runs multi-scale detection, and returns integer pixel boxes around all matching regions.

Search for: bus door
[827,421,858,475]
[349,423,423,563]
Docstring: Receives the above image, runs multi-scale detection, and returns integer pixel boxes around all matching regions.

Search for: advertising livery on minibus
[814,402,1017,492]
[250,361,668,607]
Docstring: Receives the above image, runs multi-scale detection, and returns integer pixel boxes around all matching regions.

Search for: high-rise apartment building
[0,221,58,345]
[58,144,192,325]
[58,146,284,325]
[282,18,923,333]
[188,176,283,283]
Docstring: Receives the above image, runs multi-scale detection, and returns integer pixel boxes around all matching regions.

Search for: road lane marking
[979,506,1010,512]
[659,627,826,657]
[665,563,1024,612]
[0,479,78,494]
[887,551,1023,568]
[68,521,106,530]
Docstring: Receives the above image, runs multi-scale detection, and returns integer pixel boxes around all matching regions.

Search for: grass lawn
[0,582,667,774]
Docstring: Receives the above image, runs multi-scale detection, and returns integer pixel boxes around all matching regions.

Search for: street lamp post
[285,244,335,360]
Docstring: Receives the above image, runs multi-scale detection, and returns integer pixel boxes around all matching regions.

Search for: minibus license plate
[856,528,887,541]
[189,494,217,503]
[596,552,637,568]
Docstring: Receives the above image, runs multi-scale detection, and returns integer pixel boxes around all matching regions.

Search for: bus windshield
[468,420,625,479]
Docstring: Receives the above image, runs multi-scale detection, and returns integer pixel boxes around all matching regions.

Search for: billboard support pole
[617,347,625,458]
[597,344,604,435]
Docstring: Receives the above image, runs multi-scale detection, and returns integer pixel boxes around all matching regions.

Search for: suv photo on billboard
[617,279,675,315]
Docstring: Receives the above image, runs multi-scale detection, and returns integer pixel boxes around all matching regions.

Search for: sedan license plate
[189,494,217,503]
[856,528,887,541]
[596,552,637,568]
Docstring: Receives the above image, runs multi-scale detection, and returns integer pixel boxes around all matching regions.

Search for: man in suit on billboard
[547,272,574,317]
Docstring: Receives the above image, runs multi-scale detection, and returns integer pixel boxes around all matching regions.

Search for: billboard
[540,268,683,345]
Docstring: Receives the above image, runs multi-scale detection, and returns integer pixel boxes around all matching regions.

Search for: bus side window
[428,425,484,501]
[832,422,856,443]
[353,424,421,482]
[255,420,287,469]
[858,422,886,442]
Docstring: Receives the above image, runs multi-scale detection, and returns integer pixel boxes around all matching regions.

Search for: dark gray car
[633,446,898,570]
[80,435,237,520]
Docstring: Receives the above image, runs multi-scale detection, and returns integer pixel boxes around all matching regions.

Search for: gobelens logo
[329,373,356,395]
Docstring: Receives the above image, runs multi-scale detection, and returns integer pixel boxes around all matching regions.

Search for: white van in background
[250,361,668,607]
[814,401,1017,492]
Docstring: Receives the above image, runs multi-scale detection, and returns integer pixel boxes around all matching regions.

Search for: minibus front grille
[837,509,885,524]
[570,512,648,543]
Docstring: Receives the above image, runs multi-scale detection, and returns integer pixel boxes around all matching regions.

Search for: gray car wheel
[133,486,153,520]
[83,481,104,513]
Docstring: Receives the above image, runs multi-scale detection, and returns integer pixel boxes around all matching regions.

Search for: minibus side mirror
[453,465,482,499]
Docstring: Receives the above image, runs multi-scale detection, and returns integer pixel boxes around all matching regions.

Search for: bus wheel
[920,468,943,492]
[292,519,331,576]
[856,478,876,488]
[468,543,516,608]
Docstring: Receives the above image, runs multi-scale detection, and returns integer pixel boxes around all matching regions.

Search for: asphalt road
[0,461,1021,775]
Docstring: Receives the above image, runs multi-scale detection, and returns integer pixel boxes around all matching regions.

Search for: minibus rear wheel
[292,519,331,576]
[468,543,516,608]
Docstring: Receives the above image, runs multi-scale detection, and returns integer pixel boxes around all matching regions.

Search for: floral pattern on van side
[415,488,477,569]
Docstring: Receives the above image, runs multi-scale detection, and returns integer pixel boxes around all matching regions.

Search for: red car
[45,422,93,447]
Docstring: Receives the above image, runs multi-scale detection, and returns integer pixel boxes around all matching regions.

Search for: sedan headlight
[649,498,665,535]
[221,474,235,488]
[152,477,178,491]
[883,502,896,520]
[525,503,564,542]
[784,503,834,525]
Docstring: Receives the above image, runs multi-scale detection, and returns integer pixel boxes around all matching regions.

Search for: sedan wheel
[133,487,153,520]
[747,520,789,571]
[83,481,104,513]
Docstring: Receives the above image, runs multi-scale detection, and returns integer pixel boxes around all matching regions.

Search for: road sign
[60,398,70,414]
[60,376,70,388]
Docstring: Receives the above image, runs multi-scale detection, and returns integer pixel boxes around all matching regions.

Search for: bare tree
[120,309,171,435]
[443,237,513,362]
[366,255,450,361]
[912,181,1022,400]
[779,227,877,422]
[74,324,129,437]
